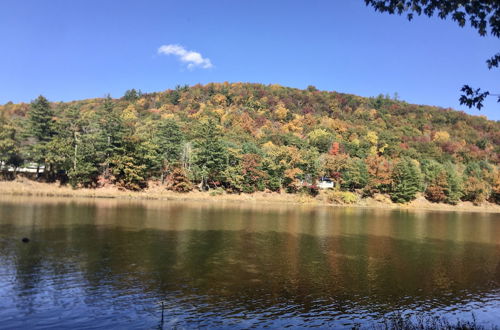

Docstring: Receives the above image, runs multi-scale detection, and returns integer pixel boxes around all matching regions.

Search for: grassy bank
[0,178,499,213]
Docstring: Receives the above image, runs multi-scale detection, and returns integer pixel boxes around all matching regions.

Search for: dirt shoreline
[0,179,499,214]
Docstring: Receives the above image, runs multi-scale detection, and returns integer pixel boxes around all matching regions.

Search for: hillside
[0,82,499,205]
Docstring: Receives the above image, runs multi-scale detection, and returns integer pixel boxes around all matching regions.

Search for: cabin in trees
[318,177,334,189]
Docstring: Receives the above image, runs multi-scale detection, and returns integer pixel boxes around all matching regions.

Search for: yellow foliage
[161,113,174,120]
[284,167,303,179]
[378,143,388,154]
[274,103,289,121]
[321,117,347,133]
[262,141,276,151]
[282,119,303,134]
[121,105,138,123]
[350,134,360,146]
[136,98,147,109]
[214,108,225,118]
[433,131,450,143]
[212,94,227,106]
[328,100,340,113]
[308,128,330,143]
[366,131,378,145]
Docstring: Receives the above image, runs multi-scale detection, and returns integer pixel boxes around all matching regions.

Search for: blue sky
[0,0,498,119]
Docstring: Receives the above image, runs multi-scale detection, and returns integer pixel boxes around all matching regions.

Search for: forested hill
[0,82,499,204]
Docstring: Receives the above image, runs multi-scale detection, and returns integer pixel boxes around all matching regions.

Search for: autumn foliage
[0,83,498,205]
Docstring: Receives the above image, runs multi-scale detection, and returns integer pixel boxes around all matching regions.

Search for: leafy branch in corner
[364,0,499,110]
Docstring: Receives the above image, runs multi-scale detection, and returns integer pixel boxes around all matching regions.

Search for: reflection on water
[0,196,499,328]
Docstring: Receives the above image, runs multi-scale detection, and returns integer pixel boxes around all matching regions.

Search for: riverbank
[1,178,499,213]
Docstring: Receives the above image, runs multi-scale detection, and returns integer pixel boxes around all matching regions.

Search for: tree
[28,95,55,142]
[444,162,463,204]
[425,171,449,203]
[0,117,20,170]
[341,157,369,191]
[156,118,184,177]
[123,89,142,102]
[98,96,127,179]
[308,128,333,153]
[490,169,500,204]
[365,155,393,194]
[167,167,193,192]
[390,158,423,203]
[27,95,56,177]
[462,176,489,205]
[108,135,158,191]
[240,153,267,193]
[461,161,492,204]
[193,119,228,187]
[52,105,104,187]
[328,141,340,156]
[365,0,499,109]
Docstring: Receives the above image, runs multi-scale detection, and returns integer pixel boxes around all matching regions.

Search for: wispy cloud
[158,44,213,69]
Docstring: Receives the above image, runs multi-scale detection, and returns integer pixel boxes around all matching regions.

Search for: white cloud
[158,44,213,69]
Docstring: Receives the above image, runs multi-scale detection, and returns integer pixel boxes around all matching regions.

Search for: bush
[300,184,319,197]
[209,187,225,196]
[267,177,281,192]
[424,172,448,203]
[462,176,489,205]
[324,190,358,204]
[167,168,193,193]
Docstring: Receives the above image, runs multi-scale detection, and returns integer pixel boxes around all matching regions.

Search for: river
[0,196,499,328]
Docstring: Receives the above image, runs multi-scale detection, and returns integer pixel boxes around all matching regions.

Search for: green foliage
[108,136,159,191]
[444,163,463,204]
[390,158,423,203]
[0,116,20,169]
[156,118,184,167]
[341,157,369,191]
[193,119,227,185]
[25,96,56,175]
[28,95,55,142]
[209,187,225,196]
[123,89,142,102]
[307,128,333,153]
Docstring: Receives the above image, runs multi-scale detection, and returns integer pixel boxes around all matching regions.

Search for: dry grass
[0,178,499,213]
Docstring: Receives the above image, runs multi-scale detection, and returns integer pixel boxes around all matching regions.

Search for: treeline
[0,83,499,204]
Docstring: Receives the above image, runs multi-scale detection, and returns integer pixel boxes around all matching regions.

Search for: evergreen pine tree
[27,95,56,177]
[156,118,184,169]
[193,119,227,187]
[341,157,369,191]
[390,158,423,203]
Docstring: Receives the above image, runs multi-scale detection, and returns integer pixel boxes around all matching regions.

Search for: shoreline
[0,179,499,214]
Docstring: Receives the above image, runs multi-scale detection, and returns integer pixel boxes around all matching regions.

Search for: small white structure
[318,177,334,189]
[0,162,44,173]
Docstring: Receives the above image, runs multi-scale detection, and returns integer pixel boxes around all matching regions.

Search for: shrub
[267,177,281,192]
[462,176,489,205]
[300,184,319,197]
[209,187,225,196]
[425,172,448,203]
[167,168,193,193]
[325,190,358,204]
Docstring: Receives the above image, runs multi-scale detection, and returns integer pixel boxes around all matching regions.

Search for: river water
[0,196,499,329]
